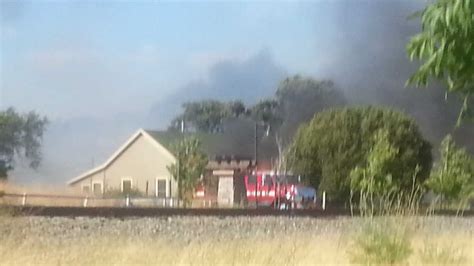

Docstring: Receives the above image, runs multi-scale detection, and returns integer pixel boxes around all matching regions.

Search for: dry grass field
[0,182,77,195]
[0,182,88,207]
[0,214,472,265]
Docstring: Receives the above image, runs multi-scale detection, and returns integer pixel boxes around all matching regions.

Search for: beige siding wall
[70,133,177,197]
[70,171,105,194]
[104,134,176,197]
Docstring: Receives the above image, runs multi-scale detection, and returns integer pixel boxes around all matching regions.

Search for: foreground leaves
[407,0,474,125]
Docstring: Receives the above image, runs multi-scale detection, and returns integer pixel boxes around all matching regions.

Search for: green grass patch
[349,218,413,265]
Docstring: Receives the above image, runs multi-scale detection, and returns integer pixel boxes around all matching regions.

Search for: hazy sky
[7,0,459,184]
[1,0,337,120]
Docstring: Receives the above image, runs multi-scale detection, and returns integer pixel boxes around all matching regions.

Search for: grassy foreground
[0,216,472,265]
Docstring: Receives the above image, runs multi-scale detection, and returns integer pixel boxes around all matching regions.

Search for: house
[68,119,278,204]
[67,129,178,198]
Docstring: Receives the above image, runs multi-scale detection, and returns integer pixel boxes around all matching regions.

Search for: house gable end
[67,129,176,185]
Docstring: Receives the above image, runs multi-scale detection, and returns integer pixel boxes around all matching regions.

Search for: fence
[0,190,325,209]
[0,192,220,208]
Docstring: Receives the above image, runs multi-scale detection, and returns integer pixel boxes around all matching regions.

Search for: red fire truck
[244,172,316,209]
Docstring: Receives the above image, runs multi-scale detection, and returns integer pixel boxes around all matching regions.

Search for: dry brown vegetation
[0,182,86,207]
[0,182,78,196]
[0,215,472,265]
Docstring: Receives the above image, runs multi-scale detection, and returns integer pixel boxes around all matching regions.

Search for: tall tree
[407,0,474,125]
[0,108,48,179]
[250,76,346,171]
[251,99,281,132]
[167,137,208,205]
[275,76,346,143]
[169,100,249,133]
[228,100,248,117]
[289,106,432,203]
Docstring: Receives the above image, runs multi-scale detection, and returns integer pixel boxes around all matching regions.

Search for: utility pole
[254,123,258,170]
[253,122,271,209]
[254,123,258,208]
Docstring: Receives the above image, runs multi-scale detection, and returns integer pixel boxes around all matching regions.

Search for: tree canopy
[170,76,346,141]
[169,100,248,133]
[407,0,474,124]
[0,108,48,179]
[250,99,281,133]
[274,76,346,142]
[289,106,432,202]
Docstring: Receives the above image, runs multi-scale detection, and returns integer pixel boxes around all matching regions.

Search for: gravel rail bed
[5,206,474,218]
[1,216,473,245]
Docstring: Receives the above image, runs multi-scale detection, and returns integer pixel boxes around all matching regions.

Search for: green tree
[251,76,346,141]
[407,0,474,124]
[350,130,399,212]
[426,135,474,207]
[167,137,208,205]
[250,99,281,131]
[251,76,346,171]
[169,100,249,133]
[0,108,48,179]
[228,100,248,117]
[289,106,432,203]
[275,76,346,139]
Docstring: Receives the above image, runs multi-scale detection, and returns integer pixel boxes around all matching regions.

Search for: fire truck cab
[244,172,316,209]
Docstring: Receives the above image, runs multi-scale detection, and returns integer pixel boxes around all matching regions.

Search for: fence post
[22,193,27,206]
[322,191,326,210]
[125,195,130,207]
[83,196,88,207]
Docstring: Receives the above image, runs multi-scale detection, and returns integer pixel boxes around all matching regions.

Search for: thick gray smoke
[149,0,472,152]
[9,0,473,185]
[312,0,473,153]
[147,50,286,128]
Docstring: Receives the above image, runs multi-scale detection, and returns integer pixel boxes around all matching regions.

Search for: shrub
[103,187,145,198]
[426,135,474,211]
[350,130,425,216]
[289,106,432,203]
[349,219,413,265]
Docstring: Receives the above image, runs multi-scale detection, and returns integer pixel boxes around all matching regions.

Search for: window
[156,179,167,198]
[121,178,132,193]
[92,182,102,196]
[82,185,90,194]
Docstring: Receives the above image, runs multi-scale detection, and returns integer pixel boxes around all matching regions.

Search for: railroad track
[4,206,474,218]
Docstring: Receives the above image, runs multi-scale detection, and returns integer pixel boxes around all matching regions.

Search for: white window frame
[121,177,133,192]
[81,184,91,194]
[92,181,103,195]
[155,178,169,198]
